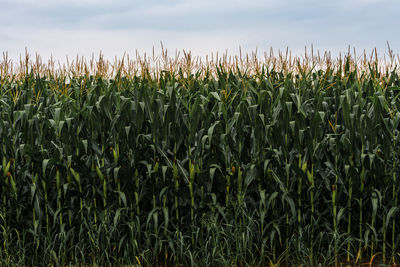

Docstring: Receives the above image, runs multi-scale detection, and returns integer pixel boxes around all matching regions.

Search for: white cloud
[141,0,281,16]
[0,0,398,63]
[337,0,395,8]
[1,24,373,65]
[352,0,384,5]
[0,27,262,62]
[5,0,120,6]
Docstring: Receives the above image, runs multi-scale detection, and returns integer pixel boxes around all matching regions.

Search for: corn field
[0,49,400,266]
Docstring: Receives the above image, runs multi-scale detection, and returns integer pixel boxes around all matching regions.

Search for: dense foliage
[0,54,400,266]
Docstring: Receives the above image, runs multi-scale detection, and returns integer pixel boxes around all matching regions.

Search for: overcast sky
[0,0,399,62]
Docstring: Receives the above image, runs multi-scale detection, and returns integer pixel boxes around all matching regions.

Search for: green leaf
[42,159,50,176]
[385,207,398,228]
[82,140,88,154]
[318,111,325,121]
[207,121,220,147]
[286,101,293,115]
[116,191,127,207]
[54,107,61,122]
[210,92,221,101]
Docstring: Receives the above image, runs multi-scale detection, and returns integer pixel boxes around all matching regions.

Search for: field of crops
[0,49,399,266]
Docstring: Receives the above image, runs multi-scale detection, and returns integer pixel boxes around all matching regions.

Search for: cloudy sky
[0,0,398,62]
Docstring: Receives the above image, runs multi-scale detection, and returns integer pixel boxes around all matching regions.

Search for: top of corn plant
[0,46,399,81]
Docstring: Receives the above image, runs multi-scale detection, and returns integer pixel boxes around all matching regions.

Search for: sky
[0,0,399,62]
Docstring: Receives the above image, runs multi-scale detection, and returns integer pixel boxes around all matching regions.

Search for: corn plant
[0,49,399,266]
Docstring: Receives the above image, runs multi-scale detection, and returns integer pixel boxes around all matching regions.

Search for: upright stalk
[392,132,398,263]
[347,166,353,263]
[306,162,314,264]
[134,169,140,215]
[333,153,339,266]
[173,158,179,221]
[56,170,63,226]
[359,166,366,261]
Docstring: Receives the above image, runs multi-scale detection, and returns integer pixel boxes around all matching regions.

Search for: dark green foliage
[0,63,400,266]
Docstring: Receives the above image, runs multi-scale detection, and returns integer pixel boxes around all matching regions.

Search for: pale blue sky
[0,0,398,61]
